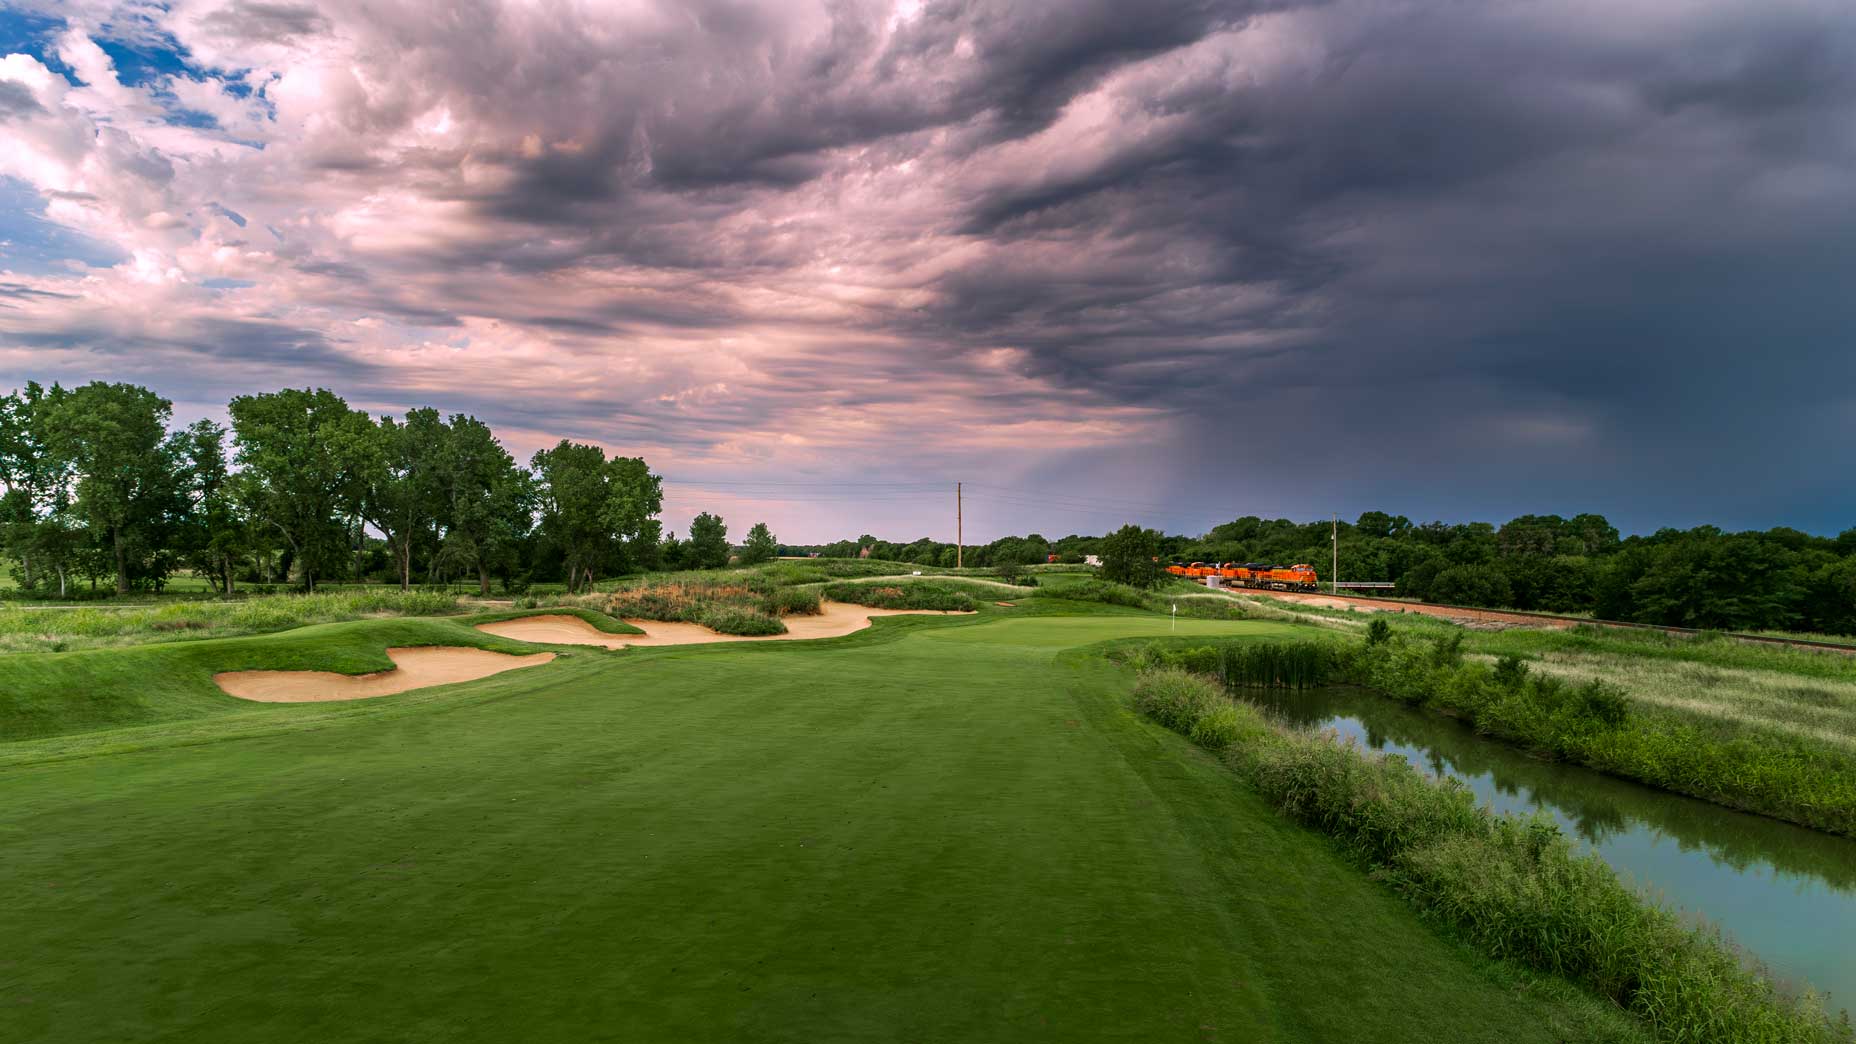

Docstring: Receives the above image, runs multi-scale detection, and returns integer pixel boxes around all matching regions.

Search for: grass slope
[0,613,1640,1043]
[0,616,546,745]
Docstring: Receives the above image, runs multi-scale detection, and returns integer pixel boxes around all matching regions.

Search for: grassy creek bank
[1116,652,1854,1044]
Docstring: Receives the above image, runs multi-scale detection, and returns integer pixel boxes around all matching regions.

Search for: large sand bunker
[215,646,555,703]
[475,601,972,649]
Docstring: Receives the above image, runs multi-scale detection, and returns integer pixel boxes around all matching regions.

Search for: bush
[1131,668,1223,732]
[764,587,822,615]
[697,606,787,636]
[822,582,974,612]
[1365,618,1393,646]
[1493,653,1530,688]
[1188,704,1245,749]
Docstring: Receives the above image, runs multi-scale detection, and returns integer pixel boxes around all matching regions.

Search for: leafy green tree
[1099,523,1161,588]
[40,382,184,593]
[360,408,445,591]
[0,382,73,592]
[531,441,663,592]
[431,415,532,594]
[741,521,777,565]
[1428,564,1513,607]
[687,512,730,569]
[228,388,375,591]
[171,419,248,594]
[603,455,663,576]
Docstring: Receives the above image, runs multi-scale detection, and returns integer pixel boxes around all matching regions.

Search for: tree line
[0,381,778,596]
[803,512,1856,635]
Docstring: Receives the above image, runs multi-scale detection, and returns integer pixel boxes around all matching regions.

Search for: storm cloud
[1,0,1853,540]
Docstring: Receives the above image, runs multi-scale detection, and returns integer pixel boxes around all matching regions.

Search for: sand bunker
[475,601,972,649]
[215,646,555,703]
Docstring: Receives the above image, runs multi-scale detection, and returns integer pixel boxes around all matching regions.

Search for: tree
[1099,523,1162,588]
[0,382,72,592]
[40,382,183,593]
[228,388,375,591]
[687,512,729,569]
[171,419,247,594]
[360,408,445,591]
[603,455,663,576]
[741,521,777,565]
[432,415,531,595]
[1429,564,1513,607]
[531,441,662,592]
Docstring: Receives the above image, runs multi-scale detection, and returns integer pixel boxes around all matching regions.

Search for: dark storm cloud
[8,0,1856,539]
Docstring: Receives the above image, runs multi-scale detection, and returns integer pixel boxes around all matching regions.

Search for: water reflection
[1245,686,1856,1007]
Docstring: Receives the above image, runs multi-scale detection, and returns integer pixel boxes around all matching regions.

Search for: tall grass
[1220,641,1335,689]
[0,591,461,653]
[821,582,975,612]
[1348,632,1856,837]
[1124,666,1852,1044]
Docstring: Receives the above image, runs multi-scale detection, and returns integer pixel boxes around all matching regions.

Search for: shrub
[697,606,787,636]
[822,582,974,612]
[1131,668,1222,733]
[1061,580,1152,609]
[1494,653,1530,688]
[1188,704,1245,749]
[1366,618,1393,646]
[1576,679,1630,727]
[764,587,822,615]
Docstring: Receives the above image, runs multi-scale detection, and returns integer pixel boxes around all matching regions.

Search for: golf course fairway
[1,610,1641,1042]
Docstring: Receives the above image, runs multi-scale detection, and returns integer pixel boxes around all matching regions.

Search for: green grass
[0,590,466,653]
[0,609,1652,1043]
[0,615,551,745]
[468,605,643,635]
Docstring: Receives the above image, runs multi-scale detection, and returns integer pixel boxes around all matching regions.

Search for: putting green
[0,611,1638,1042]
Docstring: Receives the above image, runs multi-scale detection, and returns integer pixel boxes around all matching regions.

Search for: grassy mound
[471,606,643,635]
[0,590,462,653]
[0,616,545,745]
[821,581,975,612]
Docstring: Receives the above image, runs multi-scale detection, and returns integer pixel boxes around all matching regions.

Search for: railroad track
[1216,587,1856,655]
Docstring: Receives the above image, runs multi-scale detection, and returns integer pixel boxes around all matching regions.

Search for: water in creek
[1242,685,1856,1009]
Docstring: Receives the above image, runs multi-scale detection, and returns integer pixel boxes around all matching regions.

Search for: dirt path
[1193,587,1581,630]
[475,602,974,649]
[215,647,555,703]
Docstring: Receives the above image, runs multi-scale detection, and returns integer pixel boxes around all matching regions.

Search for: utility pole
[1332,513,1338,595]
[956,482,963,568]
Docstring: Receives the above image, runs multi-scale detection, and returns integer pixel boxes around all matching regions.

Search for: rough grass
[0,590,462,653]
[1126,668,1853,1044]
[1348,632,1856,837]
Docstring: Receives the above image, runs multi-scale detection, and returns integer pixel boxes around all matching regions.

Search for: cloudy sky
[1,0,1853,542]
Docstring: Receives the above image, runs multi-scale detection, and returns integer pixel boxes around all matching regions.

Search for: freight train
[1165,561,1320,592]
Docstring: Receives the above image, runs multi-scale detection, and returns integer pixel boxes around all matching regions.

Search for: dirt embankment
[1215,588,1583,631]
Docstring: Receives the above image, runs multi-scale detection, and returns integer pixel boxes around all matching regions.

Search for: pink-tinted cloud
[4,0,1856,539]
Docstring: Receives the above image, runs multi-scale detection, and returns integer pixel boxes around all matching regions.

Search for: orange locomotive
[1165,561,1319,592]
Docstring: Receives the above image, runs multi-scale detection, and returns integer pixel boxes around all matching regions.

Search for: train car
[1169,561,1319,592]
